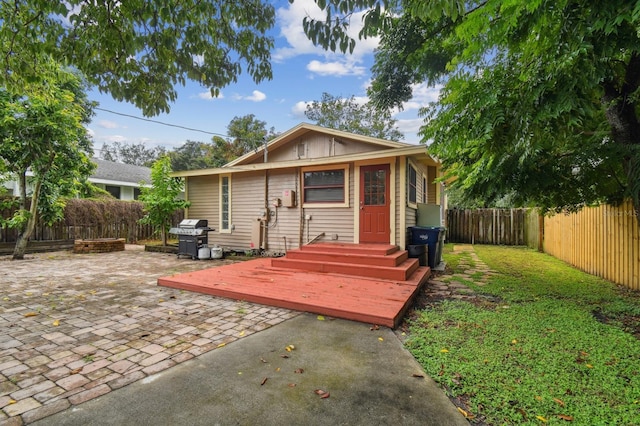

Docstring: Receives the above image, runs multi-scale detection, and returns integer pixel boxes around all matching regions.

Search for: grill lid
[178,219,208,229]
[169,227,206,236]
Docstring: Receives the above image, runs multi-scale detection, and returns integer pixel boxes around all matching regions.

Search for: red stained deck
[158,243,430,328]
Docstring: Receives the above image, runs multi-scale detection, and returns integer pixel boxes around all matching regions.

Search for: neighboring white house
[89,158,151,200]
[2,158,151,201]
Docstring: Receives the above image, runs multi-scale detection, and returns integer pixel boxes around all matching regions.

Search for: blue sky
[87,0,440,152]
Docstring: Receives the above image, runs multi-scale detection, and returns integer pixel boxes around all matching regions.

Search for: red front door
[359,164,391,243]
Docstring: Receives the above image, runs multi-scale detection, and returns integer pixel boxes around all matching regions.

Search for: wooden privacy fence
[542,200,639,291]
[446,203,640,290]
[1,198,185,245]
[446,208,528,245]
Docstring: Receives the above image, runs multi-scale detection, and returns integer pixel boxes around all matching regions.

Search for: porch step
[299,242,399,256]
[271,257,419,281]
[272,242,422,281]
[284,247,408,267]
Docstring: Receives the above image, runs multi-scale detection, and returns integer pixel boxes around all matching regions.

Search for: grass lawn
[405,245,640,425]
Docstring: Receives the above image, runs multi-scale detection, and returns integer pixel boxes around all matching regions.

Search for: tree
[0,0,275,116]
[99,142,166,167]
[303,1,640,223]
[210,114,278,165]
[304,93,403,141]
[138,156,189,246]
[168,140,218,171]
[0,61,95,259]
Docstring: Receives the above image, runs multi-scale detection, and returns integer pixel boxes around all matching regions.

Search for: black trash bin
[408,226,445,268]
[407,244,428,267]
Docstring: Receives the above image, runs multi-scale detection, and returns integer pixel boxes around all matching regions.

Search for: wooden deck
[158,243,431,328]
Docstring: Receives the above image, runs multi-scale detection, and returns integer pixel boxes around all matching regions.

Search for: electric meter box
[282,189,296,207]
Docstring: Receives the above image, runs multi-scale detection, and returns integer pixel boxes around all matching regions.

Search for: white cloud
[274,0,379,79]
[402,83,442,111]
[395,118,425,136]
[306,60,366,77]
[291,101,309,118]
[275,0,379,61]
[246,90,266,102]
[273,0,331,61]
[98,120,120,129]
[196,90,224,100]
[233,90,267,102]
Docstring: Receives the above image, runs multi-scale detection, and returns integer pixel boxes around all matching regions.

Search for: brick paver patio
[0,247,297,425]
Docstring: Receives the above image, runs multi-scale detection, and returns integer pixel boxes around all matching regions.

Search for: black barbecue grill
[169,219,214,259]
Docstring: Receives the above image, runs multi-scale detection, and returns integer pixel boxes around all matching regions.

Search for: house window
[302,164,349,207]
[408,163,417,205]
[134,188,141,200]
[105,185,121,199]
[220,175,231,232]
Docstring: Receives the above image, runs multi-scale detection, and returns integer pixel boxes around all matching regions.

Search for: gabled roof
[224,122,415,167]
[173,145,438,178]
[91,158,151,186]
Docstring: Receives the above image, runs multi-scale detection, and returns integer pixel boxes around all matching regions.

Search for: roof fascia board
[224,123,415,167]
[89,178,151,187]
[173,145,435,178]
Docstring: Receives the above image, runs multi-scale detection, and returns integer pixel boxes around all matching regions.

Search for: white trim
[89,177,151,187]
[300,164,350,208]
[219,174,232,233]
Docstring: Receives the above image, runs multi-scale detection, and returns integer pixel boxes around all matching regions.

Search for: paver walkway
[0,247,297,425]
[419,244,498,304]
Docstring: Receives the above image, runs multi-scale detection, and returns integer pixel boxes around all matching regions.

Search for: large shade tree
[210,114,278,165]
[0,0,276,116]
[168,140,218,171]
[99,142,166,167]
[0,61,95,259]
[302,0,640,223]
[304,92,403,141]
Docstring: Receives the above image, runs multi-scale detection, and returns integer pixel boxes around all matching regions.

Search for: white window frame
[219,174,232,233]
[301,164,350,208]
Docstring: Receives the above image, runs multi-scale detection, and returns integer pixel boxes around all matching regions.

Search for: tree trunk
[12,176,43,260]
[161,220,168,246]
[602,53,640,228]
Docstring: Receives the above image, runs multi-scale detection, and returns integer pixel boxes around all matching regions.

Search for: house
[2,158,151,201]
[173,123,443,253]
[89,158,151,200]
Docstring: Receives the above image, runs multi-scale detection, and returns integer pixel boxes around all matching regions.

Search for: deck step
[299,242,399,256]
[284,248,408,267]
[271,257,419,281]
